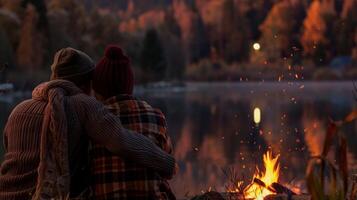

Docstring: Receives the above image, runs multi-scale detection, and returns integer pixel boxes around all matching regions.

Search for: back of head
[92,45,134,99]
[50,47,95,93]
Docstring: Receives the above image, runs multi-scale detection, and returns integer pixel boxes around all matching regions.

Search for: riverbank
[185,60,357,82]
[2,62,357,91]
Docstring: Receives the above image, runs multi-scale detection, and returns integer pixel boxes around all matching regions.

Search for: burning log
[253,178,296,196]
[253,178,275,193]
[264,194,311,200]
[270,183,296,196]
[228,151,306,200]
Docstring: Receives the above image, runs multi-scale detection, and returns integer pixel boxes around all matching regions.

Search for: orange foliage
[119,10,165,33]
[301,0,335,56]
[301,1,326,55]
[195,0,225,26]
[16,4,44,70]
[172,0,195,41]
[259,1,296,61]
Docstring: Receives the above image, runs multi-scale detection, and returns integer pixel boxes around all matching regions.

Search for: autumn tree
[0,0,23,15]
[48,0,87,47]
[0,6,21,49]
[0,1,20,72]
[173,0,209,63]
[17,4,44,70]
[22,0,47,29]
[301,0,336,66]
[47,8,73,55]
[259,0,305,62]
[352,30,357,63]
[219,0,249,62]
[242,0,275,40]
[140,29,167,81]
[160,9,186,80]
[85,10,123,60]
[188,13,210,62]
[0,28,14,67]
[335,0,357,56]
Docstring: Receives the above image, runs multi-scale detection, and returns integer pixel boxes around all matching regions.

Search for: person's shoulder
[70,93,98,104]
[69,93,104,110]
[136,99,166,118]
[10,98,45,116]
[12,99,33,111]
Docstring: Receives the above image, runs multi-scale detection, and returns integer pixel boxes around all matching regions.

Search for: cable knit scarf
[31,80,82,200]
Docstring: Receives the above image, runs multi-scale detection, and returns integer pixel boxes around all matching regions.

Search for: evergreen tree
[1,0,23,15]
[244,0,275,40]
[0,27,14,67]
[21,0,47,29]
[0,11,18,67]
[86,11,123,60]
[47,8,73,55]
[163,7,182,38]
[220,0,249,62]
[17,4,44,70]
[173,0,210,63]
[161,10,185,80]
[188,13,210,62]
[352,31,357,63]
[259,0,305,62]
[140,29,167,81]
[48,0,87,46]
[0,6,21,48]
[335,0,357,56]
[301,0,336,66]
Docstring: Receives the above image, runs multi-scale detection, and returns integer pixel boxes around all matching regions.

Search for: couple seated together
[0,45,177,200]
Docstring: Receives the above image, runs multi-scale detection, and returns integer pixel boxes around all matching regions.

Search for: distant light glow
[254,107,261,124]
[253,42,261,51]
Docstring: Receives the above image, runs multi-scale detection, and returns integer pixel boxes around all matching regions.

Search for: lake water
[1,82,357,198]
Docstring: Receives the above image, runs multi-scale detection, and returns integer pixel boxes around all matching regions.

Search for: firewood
[253,178,267,187]
[253,178,276,193]
[270,182,296,196]
[264,194,311,200]
[253,178,296,196]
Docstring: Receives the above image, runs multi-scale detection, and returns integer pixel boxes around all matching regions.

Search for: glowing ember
[244,151,280,200]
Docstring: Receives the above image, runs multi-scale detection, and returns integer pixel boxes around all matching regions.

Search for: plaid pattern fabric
[90,95,175,200]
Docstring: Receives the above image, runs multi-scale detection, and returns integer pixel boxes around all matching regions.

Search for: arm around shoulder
[75,95,176,178]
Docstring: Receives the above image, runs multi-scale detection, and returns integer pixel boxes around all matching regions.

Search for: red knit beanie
[93,45,134,98]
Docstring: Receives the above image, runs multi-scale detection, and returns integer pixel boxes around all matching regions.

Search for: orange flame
[244,151,280,200]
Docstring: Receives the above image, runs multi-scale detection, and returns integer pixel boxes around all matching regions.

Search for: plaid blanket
[90,95,175,200]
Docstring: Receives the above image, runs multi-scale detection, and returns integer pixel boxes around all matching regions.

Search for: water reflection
[137,82,357,198]
[0,82,356,198]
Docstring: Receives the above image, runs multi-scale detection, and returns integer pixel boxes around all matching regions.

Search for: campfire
[244,151,282,200]
[226,150,299,200]
[217,110,357,200]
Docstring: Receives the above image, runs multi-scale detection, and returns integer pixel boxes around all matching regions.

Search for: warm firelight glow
[254,107,261,124]
[244,151,280,200]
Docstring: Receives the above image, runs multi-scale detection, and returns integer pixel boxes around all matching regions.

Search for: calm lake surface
[1,82,357,198]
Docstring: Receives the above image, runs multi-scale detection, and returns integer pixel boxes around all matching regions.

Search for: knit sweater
[0,81,175,200]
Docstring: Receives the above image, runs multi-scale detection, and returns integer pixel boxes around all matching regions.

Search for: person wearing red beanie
[92,45,134,98]
[91,45,176,200]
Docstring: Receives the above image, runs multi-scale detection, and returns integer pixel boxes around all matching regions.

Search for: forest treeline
[0,0,356,84]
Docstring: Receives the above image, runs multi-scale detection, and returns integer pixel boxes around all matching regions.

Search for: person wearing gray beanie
[50,47,95,79]
[50,47,95,94]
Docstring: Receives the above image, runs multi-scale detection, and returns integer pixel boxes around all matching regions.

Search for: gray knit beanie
[50,47,95,80]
